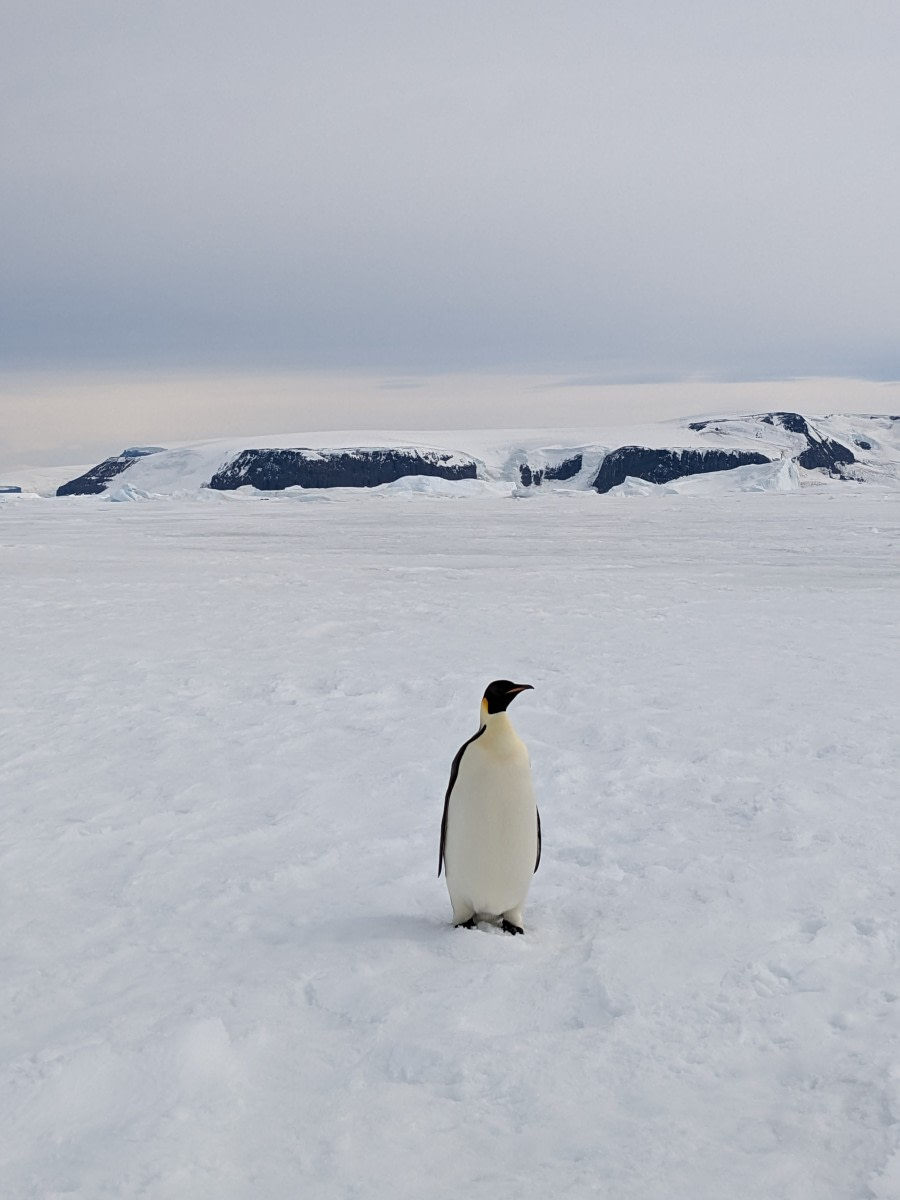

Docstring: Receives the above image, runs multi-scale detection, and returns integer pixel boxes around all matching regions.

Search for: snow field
[2,489,900,1198]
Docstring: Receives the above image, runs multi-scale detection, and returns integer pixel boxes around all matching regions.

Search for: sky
[3,1,900,462]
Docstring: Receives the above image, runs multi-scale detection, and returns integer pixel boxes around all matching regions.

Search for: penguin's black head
[482,679,534,715]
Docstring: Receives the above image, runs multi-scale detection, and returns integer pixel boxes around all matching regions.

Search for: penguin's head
[481,679,533,716]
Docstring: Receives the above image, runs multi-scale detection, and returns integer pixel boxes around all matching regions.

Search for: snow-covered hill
[51,412,900,499]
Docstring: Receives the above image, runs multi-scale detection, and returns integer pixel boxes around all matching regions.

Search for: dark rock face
[758,412,855,472]
[759,411,811,435]
[795,436,855,472]
[207,448,478,491]
[688,412,856,476]
[519,454,583,487]
[591,447,771,494]
[57,446,167,496]
[547,454,583,481]
[690,411,812,437]
[57,457,136,496]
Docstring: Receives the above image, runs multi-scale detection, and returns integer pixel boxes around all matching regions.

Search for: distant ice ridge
[54,411,900,498]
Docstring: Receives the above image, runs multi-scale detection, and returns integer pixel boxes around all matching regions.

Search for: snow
[0,462,91,496]
[3,484,900,1198]
[376,475,517,499]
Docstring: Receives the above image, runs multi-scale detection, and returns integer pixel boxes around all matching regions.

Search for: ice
[2,485,899,1198]
[611,457,801,496]
[376,476,517,498]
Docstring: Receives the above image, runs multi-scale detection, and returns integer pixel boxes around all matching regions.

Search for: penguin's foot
[455,916,477,929]
[501,918,524,936]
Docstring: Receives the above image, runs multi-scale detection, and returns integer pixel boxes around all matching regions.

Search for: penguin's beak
[507,683,534,696]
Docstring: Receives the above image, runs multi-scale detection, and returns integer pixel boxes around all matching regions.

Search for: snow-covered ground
[0,463,90,497]
[2,486,900,1199]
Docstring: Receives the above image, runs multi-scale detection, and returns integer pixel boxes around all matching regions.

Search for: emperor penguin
[438,680,540,934]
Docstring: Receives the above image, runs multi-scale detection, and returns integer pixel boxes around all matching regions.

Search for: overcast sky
[3,1,900,461]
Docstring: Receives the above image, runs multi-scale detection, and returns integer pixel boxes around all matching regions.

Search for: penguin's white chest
[444,729,537,918]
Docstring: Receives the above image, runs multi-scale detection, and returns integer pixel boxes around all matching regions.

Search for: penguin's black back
[438,724,486,877]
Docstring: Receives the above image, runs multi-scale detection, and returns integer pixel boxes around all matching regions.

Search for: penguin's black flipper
[438,724,486,876]
[534,807,542,874]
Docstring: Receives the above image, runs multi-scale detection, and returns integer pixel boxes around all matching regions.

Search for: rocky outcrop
[207,448,478,491]
[794,435,855,473]
[760,413,855,473]
[690,412,856,476]
[758,411,811,436]
[519,454,583,487]
[591,447,771,494]
[57,446,167,496]
[57,456,137,496]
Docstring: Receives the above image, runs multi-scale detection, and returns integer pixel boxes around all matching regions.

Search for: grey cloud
[2,1,900,379]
